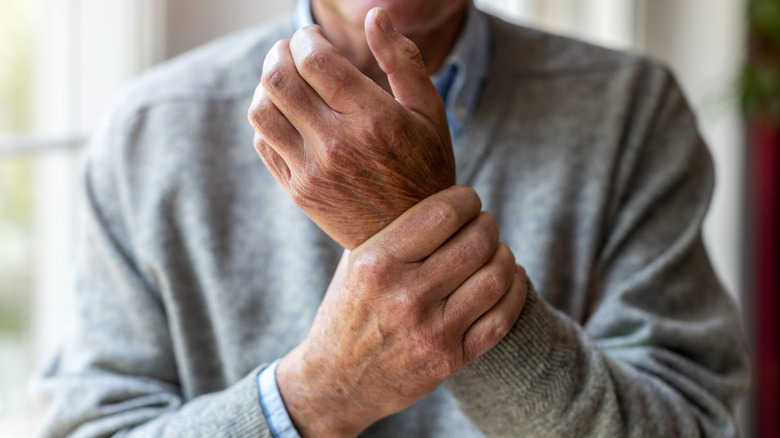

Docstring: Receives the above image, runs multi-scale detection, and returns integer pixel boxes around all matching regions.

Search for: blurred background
[0,0,776,436]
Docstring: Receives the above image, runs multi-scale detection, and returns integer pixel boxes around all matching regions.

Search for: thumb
[364,7,442,119]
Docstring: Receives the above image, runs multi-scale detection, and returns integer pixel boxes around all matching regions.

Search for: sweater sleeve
[31,103,273,438]
[445,69,751,436]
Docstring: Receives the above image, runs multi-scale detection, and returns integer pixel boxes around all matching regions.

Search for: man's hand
[247,8,455,249]
[276,186,528,437]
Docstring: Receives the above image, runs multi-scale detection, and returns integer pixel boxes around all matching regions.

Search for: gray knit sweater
[34,11,750,438]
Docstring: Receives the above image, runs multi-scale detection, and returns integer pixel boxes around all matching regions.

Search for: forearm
[447,285,749,437]
[37,364,271,438]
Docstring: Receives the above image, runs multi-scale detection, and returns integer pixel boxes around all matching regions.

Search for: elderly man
[36,0,750,436]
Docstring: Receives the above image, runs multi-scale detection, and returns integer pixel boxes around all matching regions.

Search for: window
[0,1,43,435]
[0,1,157,435]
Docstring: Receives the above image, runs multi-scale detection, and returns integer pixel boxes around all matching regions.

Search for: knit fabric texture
[33,11,750,438]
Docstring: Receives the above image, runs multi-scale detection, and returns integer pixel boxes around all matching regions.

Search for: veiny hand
[247,7,455,249]
[276,186,528,438]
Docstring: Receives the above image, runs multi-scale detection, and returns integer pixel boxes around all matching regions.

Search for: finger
[461,266,528,364]
[261,39,333,140]
[290,25,387,115]
[248,84,305,168]
[364,8,443,121]
[442,243,515,332]
[418,211,500,300]
[253,132,292,188]
[363,185,481,263]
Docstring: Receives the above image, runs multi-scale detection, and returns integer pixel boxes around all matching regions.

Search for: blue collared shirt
[258,2,491,436]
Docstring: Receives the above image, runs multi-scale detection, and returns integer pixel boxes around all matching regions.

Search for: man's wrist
[277,346,369,438]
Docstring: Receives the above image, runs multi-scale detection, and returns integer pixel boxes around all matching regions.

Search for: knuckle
[438,186,479,219]
[479,211,499,238]
[461,185,480,205]
[405,279,439,307]
[472,233,493,260]
[426,200,459,231]
[481,212,500,240]
[493,244,516,280]
[299,47,335,76]
[350,248,392,287]
[247,100,272,132]
[289,26,309,48]
[497,242,516,267]
[482,265,510,300]
[516,262,527,279]
[424,357,457,381]
[386,292,418,319]
[291,25,322,48]
[261,42,290,92]
[468,220,498,261]
[261,66,288,94]
[247,108,263,131]
[252,132,270,155]
[450,185,482,217]
[491,314,515,341]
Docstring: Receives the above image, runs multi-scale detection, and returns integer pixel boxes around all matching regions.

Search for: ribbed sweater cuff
[189,365,271,437]
[447,281,580,421]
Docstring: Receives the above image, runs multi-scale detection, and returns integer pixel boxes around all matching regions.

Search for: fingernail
[376,8,394,35]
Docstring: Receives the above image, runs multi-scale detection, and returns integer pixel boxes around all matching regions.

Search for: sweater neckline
[455,15,517,186]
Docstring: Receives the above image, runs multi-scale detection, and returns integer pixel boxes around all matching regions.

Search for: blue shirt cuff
[258,360,302,438]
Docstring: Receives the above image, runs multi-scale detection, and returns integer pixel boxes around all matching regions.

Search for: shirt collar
[294,0,490,141]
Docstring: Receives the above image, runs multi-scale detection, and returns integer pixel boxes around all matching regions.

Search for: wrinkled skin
[278,185,527,437]
[248,9,455,250]
[247,7,528,438]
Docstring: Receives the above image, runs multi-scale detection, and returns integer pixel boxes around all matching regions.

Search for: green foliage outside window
[0,157,33,337]
[0,0,35,338]
[0,0,33,131]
